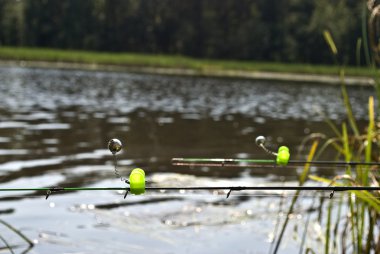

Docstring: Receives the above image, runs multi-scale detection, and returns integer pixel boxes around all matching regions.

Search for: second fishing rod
[171,136,380,168]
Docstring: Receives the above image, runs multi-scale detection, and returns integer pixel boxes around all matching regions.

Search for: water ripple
[0,67,375,121]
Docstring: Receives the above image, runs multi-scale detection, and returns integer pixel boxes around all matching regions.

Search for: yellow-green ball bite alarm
[255,136,290,166]
[108,138,146,195]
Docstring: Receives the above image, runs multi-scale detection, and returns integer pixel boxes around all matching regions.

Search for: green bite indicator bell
[276,146,290,166]
[129,168,146,195]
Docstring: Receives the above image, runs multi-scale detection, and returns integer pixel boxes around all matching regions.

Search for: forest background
[0,0,366,66]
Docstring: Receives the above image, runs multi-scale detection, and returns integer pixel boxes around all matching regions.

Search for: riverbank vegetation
[0,46,376,78]
[0,0,372,66]
[272,8,380,251]
[0,1,377,79]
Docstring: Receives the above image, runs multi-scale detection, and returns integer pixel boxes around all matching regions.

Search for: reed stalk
[273,140,319,253]
[0,219,33,248]
[0,234,15,254]
[309,8,379,251]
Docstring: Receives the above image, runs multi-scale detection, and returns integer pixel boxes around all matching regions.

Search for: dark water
[0,67,375,253]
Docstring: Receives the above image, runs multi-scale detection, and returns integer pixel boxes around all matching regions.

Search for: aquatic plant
[312,3,379,252]
[273,2,380,253]
[309,96,379,253]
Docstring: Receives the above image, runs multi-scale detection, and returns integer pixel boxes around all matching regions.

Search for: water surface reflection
[0,67,375,253]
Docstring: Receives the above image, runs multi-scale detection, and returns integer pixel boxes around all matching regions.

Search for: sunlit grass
[300,27,379,253]
[309,96,380,253]
[0,46,377,77]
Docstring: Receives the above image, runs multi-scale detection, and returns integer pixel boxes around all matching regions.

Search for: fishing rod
[171,136,380,168]
[0,138,378,200]
[1,186,379,200]
[171,158,380,167]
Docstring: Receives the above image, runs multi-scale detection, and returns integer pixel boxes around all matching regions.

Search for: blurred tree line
[0,0,366,64]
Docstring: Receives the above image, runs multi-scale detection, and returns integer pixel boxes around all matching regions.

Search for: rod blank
[0,186,379,192]
[171,158,380,167]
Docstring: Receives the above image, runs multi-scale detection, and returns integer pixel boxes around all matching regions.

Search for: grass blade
[341,123,354,179]
[323,30,338,56]
[362,2,371,66]
[332,195,344,252]
[340,78,359,137]
[356,38,362,67]
[324,118,342,139]
[273,140,319,254]
[0,234,15,254]
[0,219,33,248]
[300,141,319,185]
[325,199,333,254]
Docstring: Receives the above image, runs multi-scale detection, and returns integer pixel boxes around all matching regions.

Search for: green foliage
[0,46,379,78]
[273,4,380,252]
[307,8,380,250]
[0,0,368,65]
[307,95,379,253]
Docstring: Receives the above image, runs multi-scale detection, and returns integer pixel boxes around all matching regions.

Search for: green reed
[274,5,380,251]
[307,8,380,251]
[273,139,320,253]
[310,96,379,253]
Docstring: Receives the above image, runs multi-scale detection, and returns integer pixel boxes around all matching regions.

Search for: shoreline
[0,59,374,86]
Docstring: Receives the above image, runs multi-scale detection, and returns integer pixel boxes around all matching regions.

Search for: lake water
[0,67,375,253]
